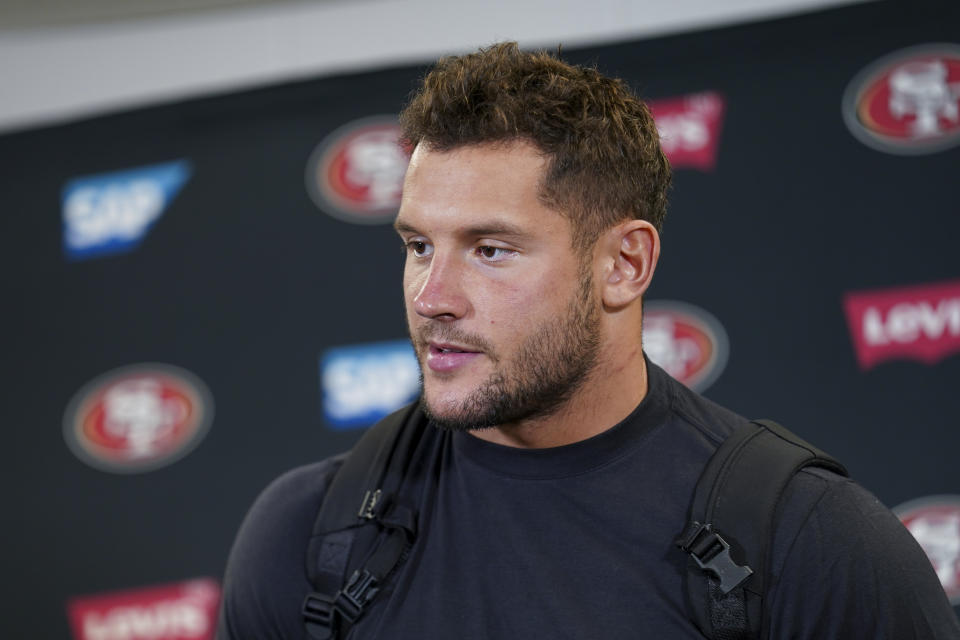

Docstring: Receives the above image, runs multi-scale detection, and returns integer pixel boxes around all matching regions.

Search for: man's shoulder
[651,362,752,447]
[251,453,347,526]
[775,465,921,567]
[767,466,960,637]
[217,454,347,640]
[230,453,348,561]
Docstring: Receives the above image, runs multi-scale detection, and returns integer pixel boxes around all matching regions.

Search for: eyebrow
[461,222,532,241]
[393,219,418,234]
[393,218,531,240]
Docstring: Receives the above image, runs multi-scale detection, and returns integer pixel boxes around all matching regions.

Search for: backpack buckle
[677,522,753,594]
[302,592,337,639]
[336,569,381,622]
[301,569,380,639]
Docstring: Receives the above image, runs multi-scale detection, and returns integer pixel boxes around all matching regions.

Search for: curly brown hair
[399,41,671,252]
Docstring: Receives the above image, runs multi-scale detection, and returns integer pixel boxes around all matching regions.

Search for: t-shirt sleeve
[215,456,345,640]
[765,468,960,639]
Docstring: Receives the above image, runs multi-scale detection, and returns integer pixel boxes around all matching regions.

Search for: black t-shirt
[218,363,960,639]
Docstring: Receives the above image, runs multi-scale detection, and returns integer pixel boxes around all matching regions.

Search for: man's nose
[412,255,469,321]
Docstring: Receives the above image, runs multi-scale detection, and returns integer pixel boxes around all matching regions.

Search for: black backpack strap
[676,419,848,640]
[302,401,428,640]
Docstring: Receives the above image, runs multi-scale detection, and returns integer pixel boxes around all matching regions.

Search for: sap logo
[62,160,191,260]
[321,340,420,429]
[843,279,960,370]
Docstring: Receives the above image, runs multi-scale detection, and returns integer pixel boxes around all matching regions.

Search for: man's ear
[598,219,660,309]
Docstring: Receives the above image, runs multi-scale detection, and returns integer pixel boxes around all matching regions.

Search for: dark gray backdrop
[2,0,958,636]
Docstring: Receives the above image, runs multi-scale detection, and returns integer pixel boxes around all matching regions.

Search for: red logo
[843,279,960,370]
[643,301,729,392]
[843,44,960,154]
[63,364,214,473]
[893,496,960,606]
[305,116,411,224]
[66,578,221,640]
[649,92,726,171]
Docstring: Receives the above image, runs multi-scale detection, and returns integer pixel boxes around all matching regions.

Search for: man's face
[395,142,602,431]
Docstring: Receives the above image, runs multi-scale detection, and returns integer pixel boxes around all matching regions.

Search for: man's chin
[419,380,474,412]
[419,394,494,432]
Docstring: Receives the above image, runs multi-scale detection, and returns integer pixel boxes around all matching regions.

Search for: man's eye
[407,241,432,257]
[477,246,512,261]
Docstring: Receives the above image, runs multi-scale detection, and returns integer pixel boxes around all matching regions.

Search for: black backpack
[300,403,847,640]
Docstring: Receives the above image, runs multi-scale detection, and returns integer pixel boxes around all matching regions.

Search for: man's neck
[469,348,649,449]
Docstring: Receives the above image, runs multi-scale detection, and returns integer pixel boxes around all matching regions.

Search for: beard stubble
[414,270,602,432]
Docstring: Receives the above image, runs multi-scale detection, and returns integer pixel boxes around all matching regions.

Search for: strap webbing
[303,402,427,640]
[708,579,750,640]
[678,419,848,639]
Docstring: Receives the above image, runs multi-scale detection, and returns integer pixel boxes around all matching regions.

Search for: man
[218,43,960,638]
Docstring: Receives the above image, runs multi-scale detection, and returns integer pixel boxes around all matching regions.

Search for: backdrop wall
[2,1,958,637]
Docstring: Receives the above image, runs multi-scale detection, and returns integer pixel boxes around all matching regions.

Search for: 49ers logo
[305,116,411,224]
[63,364,214,473]
[643,301,729,392]
[843,44,960,154]
[893,496,960,606]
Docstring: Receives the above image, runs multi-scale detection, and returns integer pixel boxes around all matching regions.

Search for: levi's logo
[66,578,220,640]
[843,279,960,370]
[649,92,725,171]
